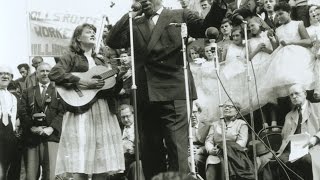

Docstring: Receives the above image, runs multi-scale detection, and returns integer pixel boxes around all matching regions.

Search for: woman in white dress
[307,5,320,99]
[264,2,315,98]
[248,17,279,130]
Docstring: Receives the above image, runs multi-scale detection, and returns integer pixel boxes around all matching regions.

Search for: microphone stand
[243,21,258,180]
[209,40,229,180]
[180,23,199,179]
[129,11,141,180]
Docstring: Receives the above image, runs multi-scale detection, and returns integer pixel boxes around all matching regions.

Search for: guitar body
[56,66,116,107]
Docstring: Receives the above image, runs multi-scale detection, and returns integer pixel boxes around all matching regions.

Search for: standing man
[107,0,226,179]
[19,63,63,180]
[0,66,18,180]
[25,56,43,89]
[277,84,320,180]
[15,63,30,95]
[200,0,211,18]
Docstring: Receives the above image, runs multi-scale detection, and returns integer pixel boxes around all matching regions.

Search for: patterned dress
[50,52,125,175]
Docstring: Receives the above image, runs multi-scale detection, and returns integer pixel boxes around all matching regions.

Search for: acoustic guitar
[56,66,118,107]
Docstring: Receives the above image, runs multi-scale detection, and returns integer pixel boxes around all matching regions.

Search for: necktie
[41,84,47,104]
[294,105,302,134]
[148,16,156,32]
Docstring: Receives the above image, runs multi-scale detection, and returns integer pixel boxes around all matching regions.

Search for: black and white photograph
[1,0,320,179]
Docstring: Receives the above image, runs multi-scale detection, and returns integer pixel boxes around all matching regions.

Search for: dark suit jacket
[264,14,280,30]
[19,83,64,146]
[107,3,227,102]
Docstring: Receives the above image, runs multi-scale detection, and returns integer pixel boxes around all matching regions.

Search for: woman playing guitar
[49,23,125,180]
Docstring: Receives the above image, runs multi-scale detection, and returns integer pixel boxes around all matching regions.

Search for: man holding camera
[19,63,63,180]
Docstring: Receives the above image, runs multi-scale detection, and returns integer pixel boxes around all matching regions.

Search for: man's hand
[208,146,220,156]
[140,0,154,18]
[303,136,318,148]
[30,126,44,135]
[119,88,126,95]
[257,43,266,51]
[42,127,54,136]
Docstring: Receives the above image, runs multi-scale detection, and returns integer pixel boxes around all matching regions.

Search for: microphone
[231,14,247,24]
[205,27,219,40]
[131,2,142,12]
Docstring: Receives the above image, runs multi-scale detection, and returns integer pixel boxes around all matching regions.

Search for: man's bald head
[0,66,13,89]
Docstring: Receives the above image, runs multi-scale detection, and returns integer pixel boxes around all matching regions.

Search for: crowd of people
[1,0,320,179]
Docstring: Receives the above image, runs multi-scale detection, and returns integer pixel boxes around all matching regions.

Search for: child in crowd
[217,18,233,55]
[221,27,246,79]
[248,17,279,130]
[263,0,279,29]
[264,2,314,98]
[307,5,320,99]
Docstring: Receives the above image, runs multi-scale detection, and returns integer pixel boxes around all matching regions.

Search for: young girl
[264,2,315,98]
[248,17,279,130]
[221,27,246,79]
[307,5,320,99]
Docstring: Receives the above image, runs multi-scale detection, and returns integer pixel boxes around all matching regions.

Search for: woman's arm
[205,125,216,152]
[291,21,312,48]
[236,122,249,147]
[49,54,80,85]
[267,29,279,50]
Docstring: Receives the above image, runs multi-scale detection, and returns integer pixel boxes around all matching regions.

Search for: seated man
[277,84,320,180]
[189,101,210,179]
[119,104,144,180]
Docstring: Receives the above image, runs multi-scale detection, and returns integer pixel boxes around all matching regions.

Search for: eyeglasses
[223,105,235,109]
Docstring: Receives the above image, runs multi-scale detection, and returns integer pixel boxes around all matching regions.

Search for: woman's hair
[231,26,245,39]
[220,18,232,27]
[248,16,266,35]
[69,23,97,55]
[188,45,204,58]
[224,99,242,111]
[274,2,291,13]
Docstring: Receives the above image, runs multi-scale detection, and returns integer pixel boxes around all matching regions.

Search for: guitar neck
[99,69,118,80]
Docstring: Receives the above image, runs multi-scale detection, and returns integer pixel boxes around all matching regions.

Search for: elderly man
[19,63,63,180]
[277,84,320,180]
[0,66,18,180]
[25,56,43,88]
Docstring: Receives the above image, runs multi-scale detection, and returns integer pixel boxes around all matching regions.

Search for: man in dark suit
[107,0,227,179]
[263,0,280,29]
[19,63,63,180]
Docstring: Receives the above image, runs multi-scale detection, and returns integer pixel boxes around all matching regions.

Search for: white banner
[28,11,105,57]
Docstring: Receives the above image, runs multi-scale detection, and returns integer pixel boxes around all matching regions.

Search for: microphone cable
[214,62,304,180]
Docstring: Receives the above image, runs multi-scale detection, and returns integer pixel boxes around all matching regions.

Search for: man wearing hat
[277,84,320,180]
[0,65,18,180]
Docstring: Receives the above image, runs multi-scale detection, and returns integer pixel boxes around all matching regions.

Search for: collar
[156,6,164,15]
[39,82,50,87]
